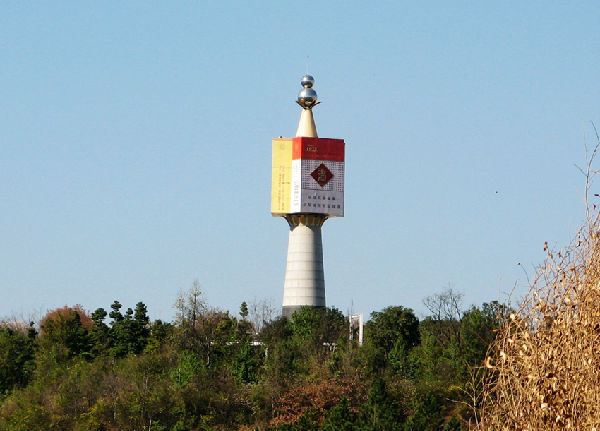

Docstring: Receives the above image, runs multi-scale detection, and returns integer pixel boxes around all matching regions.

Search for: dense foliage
[0,288,504,430]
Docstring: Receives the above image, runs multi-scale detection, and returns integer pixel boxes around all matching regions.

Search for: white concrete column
[282,214,326,318]
[295,109,318,138]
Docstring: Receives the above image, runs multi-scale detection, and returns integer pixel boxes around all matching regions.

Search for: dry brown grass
[476,126,600,430]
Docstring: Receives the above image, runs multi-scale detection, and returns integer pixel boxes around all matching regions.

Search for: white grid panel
[301,160,344,192]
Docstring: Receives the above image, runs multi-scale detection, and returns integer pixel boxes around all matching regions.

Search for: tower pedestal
[282,214,327,318]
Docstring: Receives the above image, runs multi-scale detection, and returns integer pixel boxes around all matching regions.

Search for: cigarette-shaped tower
[271,75,345,318]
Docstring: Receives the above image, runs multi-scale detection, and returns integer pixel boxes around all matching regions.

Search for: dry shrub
[269,375,364,428]
[40,305,93,333]
[477,127,600,430]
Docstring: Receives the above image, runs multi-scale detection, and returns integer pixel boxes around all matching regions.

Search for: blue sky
[1,2,599,321]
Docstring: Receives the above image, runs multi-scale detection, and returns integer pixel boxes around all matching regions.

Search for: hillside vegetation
[0,286,502,430]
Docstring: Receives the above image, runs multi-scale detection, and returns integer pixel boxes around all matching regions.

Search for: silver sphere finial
[297,74,318,109]
[300,74,314,88]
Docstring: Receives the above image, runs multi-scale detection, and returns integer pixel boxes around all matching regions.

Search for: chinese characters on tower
[272,137,344,217]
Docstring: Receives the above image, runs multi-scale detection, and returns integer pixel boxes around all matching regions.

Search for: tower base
[281,214,327,318]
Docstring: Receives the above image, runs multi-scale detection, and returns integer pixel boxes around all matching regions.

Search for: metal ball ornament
[297,75,319,109]
[300,74,315,88]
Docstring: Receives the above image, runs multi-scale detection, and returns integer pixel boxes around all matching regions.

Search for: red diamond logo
[311,163,334,187]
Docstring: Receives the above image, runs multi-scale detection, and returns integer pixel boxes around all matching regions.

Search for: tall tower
[271,75,345,318]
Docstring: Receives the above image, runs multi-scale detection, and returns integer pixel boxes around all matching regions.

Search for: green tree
[459,302,504,366]
[0,325,36,394]
[233,341,263,384]
[130,301,150,354]
[359,378,402,430]
[364,306,419,373]
[145,319,173,353]
[289,306,346,349]
[107,301,150,357]
[366,306,420,353]
[260,316,292,345]
[109,301,128,358]
[38,306,91,361]
[89,307,110,357]
[322,398,357,431]
[403,390,445,431]
[443,416,462,431]
[202,311,237,367]
[240,301,249,320]
[109,300,124,322]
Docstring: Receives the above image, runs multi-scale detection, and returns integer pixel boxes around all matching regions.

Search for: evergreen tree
[107,301,150,357]
[240,301,249,320]
[89,307,110,357]
[109,300,124,322]
[131,302,150,354]
[109,301,129,357]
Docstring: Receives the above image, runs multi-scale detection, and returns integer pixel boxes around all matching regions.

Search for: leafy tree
[459,302,504,366]
[0,325,35,394]
[289,306,346,349]
[359,378,402,430]
[38,306,91,361]
[413,317,462,384]
[443,416,462,430]
[364,306,419,373]
[0,392,51,431]
[233,341,262,384]
[272,410,320,431]
[145,319,173,353]
[259,316,300,384]
[366,306,420,353]
[260,316,292,345]
[388,338,412,377]
[170,351,205,388]
[199,310,237,367]
[292,411,320,430]
[403,389,445,431]
[322,398,357,431]
[50,359,107,429]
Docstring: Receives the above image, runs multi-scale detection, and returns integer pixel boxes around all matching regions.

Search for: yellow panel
[271,138,293,215]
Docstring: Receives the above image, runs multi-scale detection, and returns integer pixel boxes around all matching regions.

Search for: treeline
[0,287,506,430]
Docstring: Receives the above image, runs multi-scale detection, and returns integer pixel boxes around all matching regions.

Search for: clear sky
[1,2,599,322]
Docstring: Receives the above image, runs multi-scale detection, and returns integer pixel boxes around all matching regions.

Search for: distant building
[349,314,364,346]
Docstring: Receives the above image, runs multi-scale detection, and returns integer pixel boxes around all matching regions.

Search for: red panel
[292,137,344,161]
[310,163,334,187]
